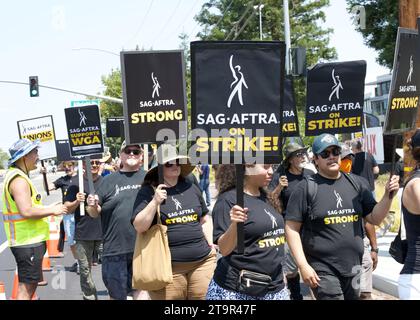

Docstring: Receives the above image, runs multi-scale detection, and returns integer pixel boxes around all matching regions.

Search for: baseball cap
[312,134,340,155]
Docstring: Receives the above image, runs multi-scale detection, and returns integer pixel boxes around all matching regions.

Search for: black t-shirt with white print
[53,175,75,202]
[97,170,146,257]
[285,173,377,276]
[212,189,285,293]
[132,180,211,262]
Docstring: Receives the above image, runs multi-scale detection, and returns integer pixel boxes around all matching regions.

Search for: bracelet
[370,247,379,253]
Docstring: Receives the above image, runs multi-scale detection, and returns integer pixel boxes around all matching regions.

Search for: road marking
[0,240,8,254]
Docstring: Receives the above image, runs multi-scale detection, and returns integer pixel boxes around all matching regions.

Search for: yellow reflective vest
[2,167,49,247]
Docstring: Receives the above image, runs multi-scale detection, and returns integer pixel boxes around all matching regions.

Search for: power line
[152,0,183,48]
[225,1,256,40]
[232,8,256,40]
[188,0,235,40]
[164,0,201,42]
[123,0,155,49]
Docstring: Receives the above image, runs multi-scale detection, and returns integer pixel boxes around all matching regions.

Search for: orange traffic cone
[0,281,6,300]
[10,268,42,300]
[10,268,19,300]
[42,249,52,271]
[47,216,64,258]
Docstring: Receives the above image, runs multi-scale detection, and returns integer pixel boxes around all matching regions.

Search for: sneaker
[69,262,79,274]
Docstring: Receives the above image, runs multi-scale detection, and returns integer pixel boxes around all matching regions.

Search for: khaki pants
[149,249,217,300]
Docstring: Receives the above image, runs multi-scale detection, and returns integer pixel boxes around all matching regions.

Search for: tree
[0,148,9,169]
[97,68,124,157]
[346,0,398,69]
[194,0,337,133]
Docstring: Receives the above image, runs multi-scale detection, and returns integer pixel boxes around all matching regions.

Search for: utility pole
[399,0,420,174]
[254,4,265,40]
[283,0,292,74]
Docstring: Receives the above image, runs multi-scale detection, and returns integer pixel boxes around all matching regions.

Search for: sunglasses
[124,148,141,155]
[164,160,180,168]
[90,161,100,166]
[294,151,307,158]
[318,147,341,159]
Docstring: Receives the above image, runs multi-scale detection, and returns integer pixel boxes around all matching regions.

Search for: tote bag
[132,205,173,290]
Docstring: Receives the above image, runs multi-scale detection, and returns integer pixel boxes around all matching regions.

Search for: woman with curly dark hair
[398,129,420,299]
[206,164,289,300]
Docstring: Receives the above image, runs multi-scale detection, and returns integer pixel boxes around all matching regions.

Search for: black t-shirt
[212,189,285,293]
[97,170,146,257]
[132,180,210,262]
[53,175,75,202]
[285,173,377,276]
[64,175,103,241]
[268,167,314,210]
[352,152,378,191]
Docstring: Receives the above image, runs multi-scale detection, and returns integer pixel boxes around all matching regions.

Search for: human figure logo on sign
[151,72,161,98]
[79,109,87,126]
[407,55,414,83]
[227,55,248,108]
[328,69,344,101]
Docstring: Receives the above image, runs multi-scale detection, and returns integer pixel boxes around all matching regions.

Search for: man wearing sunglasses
[86,141,146,300]
[64,159,103,300]
[285,133,399,300]
[268,142,314,300]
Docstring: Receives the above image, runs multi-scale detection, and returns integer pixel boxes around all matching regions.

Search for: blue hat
[8,138,40,166]
[312,134,340,155]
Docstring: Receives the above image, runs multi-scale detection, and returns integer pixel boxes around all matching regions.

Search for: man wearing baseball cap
[1,138,68,299]
[285,133,399,300]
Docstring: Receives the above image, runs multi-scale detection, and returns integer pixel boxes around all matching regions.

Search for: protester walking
[285,133,399,300]
[206,164,289,300]
[64,159,103,300]
[2,139,67,299]
[398,130,420,300]
[132,145,216,300]
[351,139,380,198]
[268,142,314,300]
[86,142,147,300]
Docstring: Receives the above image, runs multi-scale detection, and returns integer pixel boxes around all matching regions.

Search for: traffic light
[29,76,39,97]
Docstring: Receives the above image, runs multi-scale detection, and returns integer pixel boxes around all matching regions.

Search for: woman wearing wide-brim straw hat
[131,144,216,300]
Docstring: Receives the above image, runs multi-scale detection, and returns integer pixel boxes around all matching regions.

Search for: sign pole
[235,164,245,254]
[156,142,165,205]
[40,160,50,196]
[78,159,85,216]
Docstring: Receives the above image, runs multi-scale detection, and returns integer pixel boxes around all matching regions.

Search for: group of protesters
[2,130,420,300]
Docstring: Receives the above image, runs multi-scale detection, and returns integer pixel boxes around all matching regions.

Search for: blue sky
[0,0,390,153]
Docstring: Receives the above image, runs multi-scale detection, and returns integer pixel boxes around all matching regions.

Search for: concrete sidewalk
[372,232,403,298]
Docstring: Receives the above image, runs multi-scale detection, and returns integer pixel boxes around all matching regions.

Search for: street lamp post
[254,4,265,40]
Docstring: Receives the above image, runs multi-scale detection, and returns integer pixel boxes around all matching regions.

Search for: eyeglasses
[317,148,341,159]
[164,161,180,168]
[124,148,141,155]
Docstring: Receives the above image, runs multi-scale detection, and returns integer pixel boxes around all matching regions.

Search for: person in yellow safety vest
[1,138,68,300]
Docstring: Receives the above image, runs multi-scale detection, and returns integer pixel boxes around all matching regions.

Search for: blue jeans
[102,253,134,300]
[199,182,211,206]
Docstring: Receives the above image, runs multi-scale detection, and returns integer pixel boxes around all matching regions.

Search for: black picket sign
[282,77,300,137]
[384,28,420,135]
[305,60,366,136]
[121,50,187,145]
[64,104,104,157]
[106,117,125,138]
[191,41,285,164]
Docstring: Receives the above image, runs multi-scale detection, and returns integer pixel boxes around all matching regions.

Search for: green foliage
[346,0,398,69]
[0,148,9,169]
[194,0,337,139]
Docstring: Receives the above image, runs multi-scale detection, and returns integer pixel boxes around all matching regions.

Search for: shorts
[63,214,75,246]
[311,271,360,300]
[102,253,134,300]
[360,237,373,293]
[10,242,46,284]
